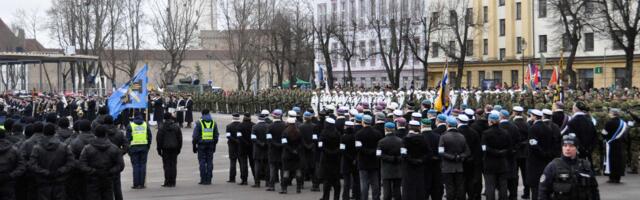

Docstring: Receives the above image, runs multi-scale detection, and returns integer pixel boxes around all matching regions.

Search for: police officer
[225,113,241,183]
[156,113,183,187]
[127,113,152,189]
[192,109,219,185]
[78,125,125,200]
[29,123,75,200]
[538,134,600,200]
[0,128,25,200]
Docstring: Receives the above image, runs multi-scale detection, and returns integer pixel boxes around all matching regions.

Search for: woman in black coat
[320,118,341,200]
[602,110,628,183]
[280,118,303,194]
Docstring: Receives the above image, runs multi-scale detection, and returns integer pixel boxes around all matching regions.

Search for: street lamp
[521,40,527,88]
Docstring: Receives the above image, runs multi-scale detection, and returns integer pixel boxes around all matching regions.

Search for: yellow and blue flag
[108,65,149,119]
[434,67,449,114]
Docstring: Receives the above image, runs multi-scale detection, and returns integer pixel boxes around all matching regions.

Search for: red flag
[549,66,558,86]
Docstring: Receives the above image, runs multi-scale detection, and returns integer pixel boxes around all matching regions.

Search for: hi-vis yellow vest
[200,120,215,141]
[130,122,148,145]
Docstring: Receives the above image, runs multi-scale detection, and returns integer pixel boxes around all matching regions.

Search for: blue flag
[108,65,149,119]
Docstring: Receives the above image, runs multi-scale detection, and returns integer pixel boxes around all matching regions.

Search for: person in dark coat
[423,118,443,200]
[355,115,383,200]
[55,117,75,143]
[563,102,598,167]
[266,110,286,192]
[340,120,360,200]
[395,118,408,139]
[439,116,470,200]
[457,115,482,200]
[483,113,512,200]
[176,96,185,128]
[526,109,556,200]
[499,110,521,200]
[402,119,429,200]
[192,110,219,185]
[0,128,26,200]
[67,119,96,199]
[127,113,152,189]
[185,95,194,128]
[542,109,563,157]
[251,113,270,187]
[78,125,125,200]
[152,95,164,127]
[551,102,569,131]
[225,113,241,183]
[156,113,183,187]
[29,123,75,200]
[102,116,127,200]
[91,107,109,130]
[237,113,256,185]
[471,109,490,138]
[335,109,347,134]
[319,118,341,200]
[511,106,531,199]
[378,122,403,200]
[602,108,628,183]
[17,123,43,200]
[300,112,321,191]
[280,117,303,194]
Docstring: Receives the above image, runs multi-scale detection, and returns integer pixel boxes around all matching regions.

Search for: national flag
[434,67,449,113]
[108,65,149,119]
[549,66,559,86]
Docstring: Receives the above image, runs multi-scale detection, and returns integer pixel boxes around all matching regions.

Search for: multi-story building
[314,0,640,89]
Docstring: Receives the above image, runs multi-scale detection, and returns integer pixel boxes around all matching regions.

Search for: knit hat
[93,125,107,137]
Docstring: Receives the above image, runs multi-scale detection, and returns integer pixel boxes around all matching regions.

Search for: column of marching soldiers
[218,98,608,200]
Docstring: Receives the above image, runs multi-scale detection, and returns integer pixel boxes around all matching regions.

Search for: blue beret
[363,115,373,124]
[355,114,364,121]
[494,105,503,111]
[384,122,396,129]
[428,109,438,115]
[500,110,510,117]
[437,114,447,122]
[446,117,458,127]
[488,113,500,121]
[293,107,301,113]
[421,100,431,105]
[303,111,312,117]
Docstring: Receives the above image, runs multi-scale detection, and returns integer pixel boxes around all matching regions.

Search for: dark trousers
[359,169,381,200]
[517,158,530,197]
[507,177,518,200]
[0,181,15,200]
[425,163,443,200]
[197,144,215,184]
[382,179,401,200]
[37,183,67,200]
[161,149,179,185]
[129,147,149,187]
[268,162,282,188]
[442,172,465,200]
[112,174,123,200]
[531,186,539,200]
[254,158,268,185]
[228,144,238,182]
[342,171,361,200]
[402,165,424,200]
[322,176,341,200]
[463,161,482,200]
[281,169,302,191]
[238,147,255,182]
[484,172,508,200]
[86,177,113,200]
[68,172,86,200]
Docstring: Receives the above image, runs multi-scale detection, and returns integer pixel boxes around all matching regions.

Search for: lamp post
[521,40,527,88]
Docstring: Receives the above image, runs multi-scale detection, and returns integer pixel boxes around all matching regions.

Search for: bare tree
[219,0,257,90]
[371,0,412,89]
[437,0,479,88]
[592,0,640,87]
[314,17,337,89]
[406,2,443,89]
[119,0,144,80]
[102,0,126,88]
[12,8,42,40]
[151,0,204,87]
[333,20,358,88]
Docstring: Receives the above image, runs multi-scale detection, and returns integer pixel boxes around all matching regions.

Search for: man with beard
[225,113,241,183]
[251,113,270,188]
[156,113,183,187]
[79,125,125,200]
[29,123,74,200]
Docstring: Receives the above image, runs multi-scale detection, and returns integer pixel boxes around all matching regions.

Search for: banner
[108,65,149,119]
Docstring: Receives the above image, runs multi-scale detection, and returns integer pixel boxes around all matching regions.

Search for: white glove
[318,142,323,148]
[376,150,382,156]
[628,121,635,127]
[438,147,445,154]
[236,132,242,137]
[312,134,318,140]
[601,129,608,135]
[225,132,231,138]
[529,139,538,146]
[400,148,407,155]
[266,134,273,140]
[281,138,288,144]
[482,145,487,151]
[251,134,257,140]
[340,143,346,150]
[355,141,363,147]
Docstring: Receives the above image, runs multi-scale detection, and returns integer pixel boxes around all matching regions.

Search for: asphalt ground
[121,113,640,200]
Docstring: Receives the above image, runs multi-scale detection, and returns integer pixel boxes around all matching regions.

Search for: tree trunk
[423,62,429,89]
[566,48,578,89]
[625,39,636,88]
[346,60,354,88]
[456,59,464,89]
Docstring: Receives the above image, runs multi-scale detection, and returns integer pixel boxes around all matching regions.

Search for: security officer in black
[225,113,241,183]
[539,134,600,200]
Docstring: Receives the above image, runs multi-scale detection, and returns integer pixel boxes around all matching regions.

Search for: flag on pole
[434,66,449,113]
[108,65,149,119]
[549,66,559,86]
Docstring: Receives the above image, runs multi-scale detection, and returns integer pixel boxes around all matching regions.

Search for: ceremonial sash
[604,119,628,175]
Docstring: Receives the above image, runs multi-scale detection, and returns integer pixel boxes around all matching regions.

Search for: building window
[432,42,439,57]
[467,71,472,88]
[361,77,366,86]
[478,70,486,87]
[578,69,594,89]
[584,33,594,51]
[539,35,547,52]
[511,70,519,87]
[370,77,376,87]
[359,0,366,29]
[539,0,547,18]
[516,2,522,20]
[466,40,474,56]
[483,6,488,23]
[370,40,376,65]
[612,31,624,50]
[483,39,488,55]
[432,12,440,28]
[381,77,387,85]
[403,76,409,89]
[517,37,523,53]
[493,71,503,88]
[499,19,505,36]
[465,8,473,26]
[499,48,506,61]
[615,68,628,86]
[562,33,571,51]
[499,0,505,6]
[449,41,456,53]
[449,10,457,26]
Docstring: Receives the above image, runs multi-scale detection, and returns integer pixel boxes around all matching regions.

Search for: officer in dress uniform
[192,110,219,185]
[538,134,600,200]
